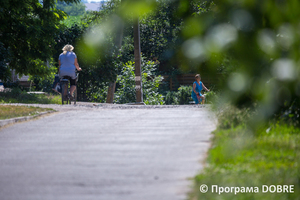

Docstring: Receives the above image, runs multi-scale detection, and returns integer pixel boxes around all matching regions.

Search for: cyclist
[58,44,82,99]
[191,74,209,104]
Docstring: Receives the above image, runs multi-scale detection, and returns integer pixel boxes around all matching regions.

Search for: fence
[162,74,220,91]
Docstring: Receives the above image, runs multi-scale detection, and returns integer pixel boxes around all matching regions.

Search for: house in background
[84,1,107,11]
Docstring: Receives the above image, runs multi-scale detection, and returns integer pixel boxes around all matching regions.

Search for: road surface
[0,104,216,200]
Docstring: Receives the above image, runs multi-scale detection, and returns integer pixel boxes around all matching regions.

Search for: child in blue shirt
[191,74,210,104]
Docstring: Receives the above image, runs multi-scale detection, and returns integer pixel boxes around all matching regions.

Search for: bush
[205,90,218,104]
[164,91,178,105]
[164,85,193,105]
[29,60,57,93]
[84,83,108,103]
[188,106,300,200]
[177,86,193,105]
[114,58,164,105]
[217,104,252,129]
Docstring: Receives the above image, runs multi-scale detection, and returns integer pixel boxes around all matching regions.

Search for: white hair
[62,44,74,55]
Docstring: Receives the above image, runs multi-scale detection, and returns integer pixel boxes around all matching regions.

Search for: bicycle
[60,73,79,105]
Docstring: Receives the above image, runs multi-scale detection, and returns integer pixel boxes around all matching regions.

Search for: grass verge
[188,106,300,200]
[0,105,54,120]
[0,89,61,104]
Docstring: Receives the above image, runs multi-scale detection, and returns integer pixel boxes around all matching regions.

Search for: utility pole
[106,0,143,104]
[133,17,143,103]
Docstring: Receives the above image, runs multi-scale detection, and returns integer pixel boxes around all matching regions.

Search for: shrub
[205,90,218,104]
[29,61,57,93]
[177,86,193,105]
[217,104,252,129]
[114,58,164,105]
[164,91,178,105]
[164,85,193,105]
[85,83,108,103]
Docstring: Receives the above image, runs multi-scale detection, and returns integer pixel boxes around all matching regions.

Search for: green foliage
[217,104,252,129]
[177,86,193,104]
[82,0,184,73]
[164,91,179,105]
[0,0,80,77]
[188,107,300,200]
[56,1,86,16]
[139,0,182,71]
[0,42,11,81]
[114,63,135,104]
[81,1,120,26]
[53,23,123,101]
[181,0,300,125]
[85,83,108,103]
[61,16,83,27]
[29,60,57,93]
[164,85,193,105]
[205,90,218,104]
[0,88,61,104]
[114,59,164,105]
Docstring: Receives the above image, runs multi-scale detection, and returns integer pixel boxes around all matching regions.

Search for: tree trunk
[106,3,124,103]
[133,17,143,103]
[106,82,116,103]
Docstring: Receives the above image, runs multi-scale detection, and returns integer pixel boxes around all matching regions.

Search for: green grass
[0,89,61,104]
[0,105,54,120]
[188,107,300,200]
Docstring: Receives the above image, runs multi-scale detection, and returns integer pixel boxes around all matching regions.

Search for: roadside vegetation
[0,105,54,120]
[1,0,218,105]
[1,1,300,199]
[0,88,61,104]
[188,104,300,200]
[62,15,83,27]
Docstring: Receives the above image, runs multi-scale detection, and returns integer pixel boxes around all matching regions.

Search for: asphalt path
[0,104,216,200]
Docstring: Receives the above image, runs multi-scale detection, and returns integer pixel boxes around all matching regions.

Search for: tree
[181,0,300,124]
[56,1,86,16]
[0,42,11,81]
[0,0,80,80]
[139,0,183,72]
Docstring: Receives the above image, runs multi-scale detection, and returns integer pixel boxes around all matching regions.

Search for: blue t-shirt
[59,51,77,79]
[191,81,202,97]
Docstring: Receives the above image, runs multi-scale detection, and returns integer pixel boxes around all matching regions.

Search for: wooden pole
[133,17,143,103]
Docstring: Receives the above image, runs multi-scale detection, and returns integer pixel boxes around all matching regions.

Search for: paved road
[0,105,216,200]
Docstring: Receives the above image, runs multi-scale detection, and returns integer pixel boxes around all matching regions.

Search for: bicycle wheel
[61,82,68,105]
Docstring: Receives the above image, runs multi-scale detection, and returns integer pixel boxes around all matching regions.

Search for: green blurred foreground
[188,105,300,200]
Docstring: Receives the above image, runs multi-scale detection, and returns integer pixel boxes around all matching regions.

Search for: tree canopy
[0,0,299,124]
[56,1,86,16]
[0,0,80,80]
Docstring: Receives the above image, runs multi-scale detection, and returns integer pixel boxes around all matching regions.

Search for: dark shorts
[62,76,77,86]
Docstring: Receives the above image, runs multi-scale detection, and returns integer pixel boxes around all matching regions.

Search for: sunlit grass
[188,109,300,200]
[0,89,61,104]
[0,105,54,120]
